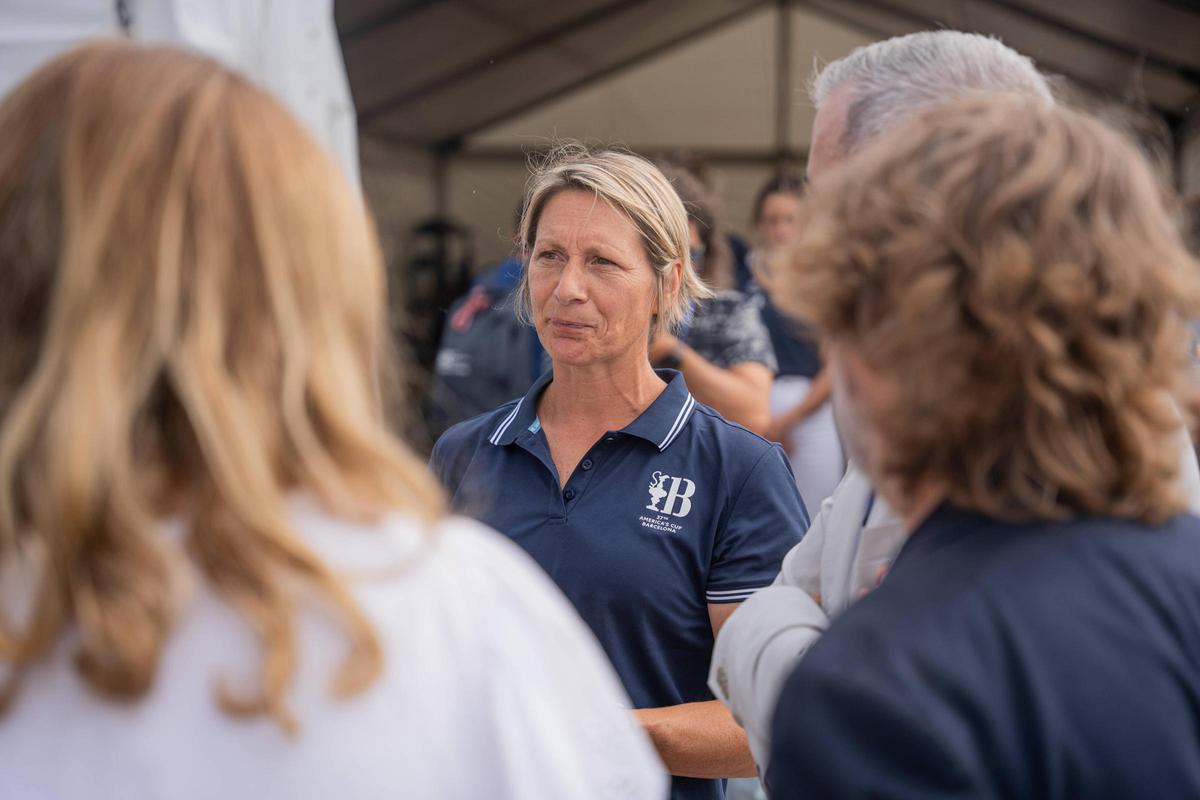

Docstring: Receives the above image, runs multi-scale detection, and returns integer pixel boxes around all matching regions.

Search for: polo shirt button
[563,488,576,501]
[581,459,593,470]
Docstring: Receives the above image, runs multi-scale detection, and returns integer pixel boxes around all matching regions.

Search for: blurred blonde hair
[0,42,444,729]
[776,94,1200,523]
[515,144,712,338]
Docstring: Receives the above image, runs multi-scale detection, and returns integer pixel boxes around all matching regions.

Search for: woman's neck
[540,355,666,433]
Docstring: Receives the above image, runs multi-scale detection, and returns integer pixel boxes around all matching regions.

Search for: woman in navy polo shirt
[432,146,809,800]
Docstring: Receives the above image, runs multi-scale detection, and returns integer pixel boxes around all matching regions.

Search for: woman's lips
[548,318,590,333]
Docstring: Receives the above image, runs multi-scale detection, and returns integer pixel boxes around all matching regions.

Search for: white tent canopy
[341,0,1200,266]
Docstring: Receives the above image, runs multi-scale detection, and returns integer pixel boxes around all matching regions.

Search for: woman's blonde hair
[515,144,711,338]
[776,94,1200,524]
[0,42,444,729]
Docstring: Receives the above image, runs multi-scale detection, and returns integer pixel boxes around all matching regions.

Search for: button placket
[560,436,614,513]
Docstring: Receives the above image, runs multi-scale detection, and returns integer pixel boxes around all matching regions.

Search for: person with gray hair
[708,29,1200,778]
[808,30,1051,155]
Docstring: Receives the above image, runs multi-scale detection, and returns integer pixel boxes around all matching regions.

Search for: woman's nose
[554,259,587,304]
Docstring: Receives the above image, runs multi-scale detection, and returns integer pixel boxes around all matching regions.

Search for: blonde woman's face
[528,190,659,369]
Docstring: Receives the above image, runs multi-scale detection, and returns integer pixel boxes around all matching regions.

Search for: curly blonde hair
[775,94,1200,523]
[0,43,444,729]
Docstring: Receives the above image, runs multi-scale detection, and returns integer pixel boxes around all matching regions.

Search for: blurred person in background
[649,164,777,435]
[768,91,1200,799]
[748,175,844,512]
[658,151,755,291]
[428,202,545,438]
[432,146,808,800]
[709,29,1200,774]
[0,43,666,800]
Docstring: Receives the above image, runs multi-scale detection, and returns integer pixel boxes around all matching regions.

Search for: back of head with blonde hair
[776,94,1200,524]
[0,42,444,729]
[514,145,712,339]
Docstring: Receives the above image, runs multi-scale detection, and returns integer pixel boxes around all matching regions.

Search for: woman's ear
[652,260,684,317]
[666,259,683,305]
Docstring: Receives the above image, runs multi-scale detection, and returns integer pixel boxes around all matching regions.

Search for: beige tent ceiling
[337,0,1200,153]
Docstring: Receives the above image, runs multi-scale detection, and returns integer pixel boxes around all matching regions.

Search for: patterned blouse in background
[681,290,778,374]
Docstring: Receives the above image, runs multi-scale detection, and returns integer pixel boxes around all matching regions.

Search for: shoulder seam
[727,445,778,513]
[691,403,776,447]
[442,398,522,438]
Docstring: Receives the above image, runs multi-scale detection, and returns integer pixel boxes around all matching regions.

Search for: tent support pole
[775,0,793,171]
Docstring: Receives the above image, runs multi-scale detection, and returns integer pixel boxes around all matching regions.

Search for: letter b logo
[661,477,696,518]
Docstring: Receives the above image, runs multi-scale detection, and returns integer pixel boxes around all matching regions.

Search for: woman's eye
[593,257,616,267]
[536,250,561,262]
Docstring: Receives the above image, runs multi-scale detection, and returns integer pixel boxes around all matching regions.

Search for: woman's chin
[548,347,596,368]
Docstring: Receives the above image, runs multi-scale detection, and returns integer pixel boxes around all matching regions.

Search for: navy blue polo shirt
[767,504,1200,799]
[432,370,809,800]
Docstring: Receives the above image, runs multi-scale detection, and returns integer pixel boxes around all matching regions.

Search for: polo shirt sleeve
[428,433,455,490]
[429,423,476,495]
[766,654,985,797]
[706,444,809,604]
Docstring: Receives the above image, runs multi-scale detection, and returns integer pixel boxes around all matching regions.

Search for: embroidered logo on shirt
[644,471,696,518]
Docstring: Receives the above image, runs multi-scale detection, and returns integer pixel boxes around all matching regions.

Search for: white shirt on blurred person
[0,497,667,800]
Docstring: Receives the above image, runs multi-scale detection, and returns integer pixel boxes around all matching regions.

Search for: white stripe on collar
[488,397,525,445]
[658,393,695,450]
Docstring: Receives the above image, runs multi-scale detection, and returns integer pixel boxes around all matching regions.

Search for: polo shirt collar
[621,369,696,450]
[488,369,697,451]
[487,370,551,446]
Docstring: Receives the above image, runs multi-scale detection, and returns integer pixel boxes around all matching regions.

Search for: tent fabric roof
[337,0,1200,148]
